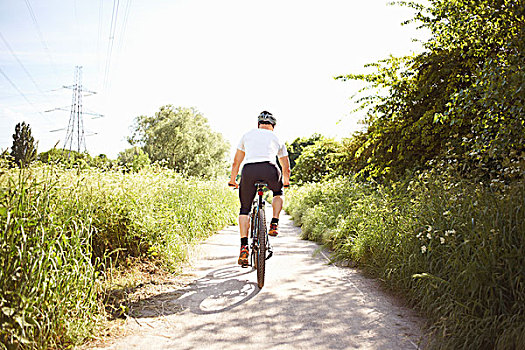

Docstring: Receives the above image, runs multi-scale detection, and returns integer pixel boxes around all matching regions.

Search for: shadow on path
[129,266,259,318]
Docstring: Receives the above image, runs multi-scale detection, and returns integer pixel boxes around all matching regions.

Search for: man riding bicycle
[228,111,291,266]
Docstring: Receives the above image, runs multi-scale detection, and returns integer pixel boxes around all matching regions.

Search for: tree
[91,154,113,170]
[336,0,525,180]
[0,149,13,169]
[117,147,150,172]
[286,134,324,170]
[291,138,343,183]
[38,148,92,167]
[128,105,230,178]
[10,122,37,167]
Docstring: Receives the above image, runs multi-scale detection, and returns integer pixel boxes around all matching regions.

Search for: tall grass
[285,175,525,349]
[0,163,237,349]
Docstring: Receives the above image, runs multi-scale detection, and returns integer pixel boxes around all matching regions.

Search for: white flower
[440,237,445,244]
[427,226,433,232]
[427,233,432,240]
[421,245,427,253]
[445,229,456,236]
[443,210,451,216]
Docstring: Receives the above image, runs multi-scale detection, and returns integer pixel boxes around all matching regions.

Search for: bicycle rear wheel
[256,207,266,288]
[249,204,257,267]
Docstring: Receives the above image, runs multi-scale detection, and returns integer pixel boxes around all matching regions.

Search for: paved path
[91,212,426,349]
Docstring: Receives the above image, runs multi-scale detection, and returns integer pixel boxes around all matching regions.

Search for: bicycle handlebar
[228,182,289,189]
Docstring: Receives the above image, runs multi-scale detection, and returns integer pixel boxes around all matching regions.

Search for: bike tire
[256,207,267,288]
[249,206,257,267]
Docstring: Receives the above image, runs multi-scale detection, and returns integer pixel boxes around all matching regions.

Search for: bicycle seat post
[254,182,267,207]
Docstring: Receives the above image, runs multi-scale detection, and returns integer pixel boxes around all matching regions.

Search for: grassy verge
[0,163,237,349]
[285,175,525,349]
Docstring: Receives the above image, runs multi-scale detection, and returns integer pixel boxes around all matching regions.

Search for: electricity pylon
[46,66,103,157]
[63,66,86,154]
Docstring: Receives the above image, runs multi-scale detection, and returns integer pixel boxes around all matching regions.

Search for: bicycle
[248,181,273,288]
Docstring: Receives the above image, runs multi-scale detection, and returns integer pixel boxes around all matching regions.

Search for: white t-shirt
[237,128,288,164]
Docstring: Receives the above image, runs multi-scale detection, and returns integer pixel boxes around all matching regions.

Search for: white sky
[0,0,428,159]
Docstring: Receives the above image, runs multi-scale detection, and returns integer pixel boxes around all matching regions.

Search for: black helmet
[257,111,276,126]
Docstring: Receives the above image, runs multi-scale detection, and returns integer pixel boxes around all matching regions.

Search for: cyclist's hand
[228,182,238,189]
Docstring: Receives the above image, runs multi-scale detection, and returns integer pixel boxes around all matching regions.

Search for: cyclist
[228,111,291,266]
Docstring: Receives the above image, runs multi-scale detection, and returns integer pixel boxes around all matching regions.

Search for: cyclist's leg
[272,195,283,218]
[264,163,283,217]
[237,211,250,266]
[268,192,282,236]
[239,164,264,265]
[239,163,258,237]
[264,163,284,236]
[238,164,258,266]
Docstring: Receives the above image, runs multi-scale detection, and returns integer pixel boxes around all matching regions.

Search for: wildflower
[427,226,432,232]
[421,245,427,253]
[440,237,445,244]
[443,210,451,216]
[427,233,432,240]
[445,229,455,236]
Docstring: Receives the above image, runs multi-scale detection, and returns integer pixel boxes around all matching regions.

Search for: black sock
[241,237,248,246]
[271,218,279,225]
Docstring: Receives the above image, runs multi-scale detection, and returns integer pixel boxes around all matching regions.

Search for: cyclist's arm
[229,149,245,187]
[278,156,291,187]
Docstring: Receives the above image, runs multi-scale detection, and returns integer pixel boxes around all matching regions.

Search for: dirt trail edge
[87,212,426,350]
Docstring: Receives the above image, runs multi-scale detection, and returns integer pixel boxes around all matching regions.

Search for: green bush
[285,175,525,349]
[291,139,343,184]
[0,164,237,349]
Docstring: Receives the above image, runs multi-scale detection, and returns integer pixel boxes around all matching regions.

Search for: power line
[105,0,132,90]
[23,0,59,77]
[0,66,47,118]
[0,32,45,95]
[0,32,61,124]
[0,88,63,100]
[117,0,132,54]
[103,0,120,90]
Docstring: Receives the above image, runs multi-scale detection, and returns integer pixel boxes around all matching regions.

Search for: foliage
[91,154,113,170]
[117,146,151,172]
[336,0,525,180]
[286,134,324,170]
[291,138,343,183]
[0,150,13,170]
[128,105,230,178]
[0,163,237,349]
[38,148,92,168]
[10,122,37,168]
[286,175,525,349]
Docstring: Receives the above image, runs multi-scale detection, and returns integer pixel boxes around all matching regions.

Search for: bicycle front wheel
[256,207,267,288]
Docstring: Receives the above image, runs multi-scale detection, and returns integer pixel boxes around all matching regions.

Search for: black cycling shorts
[239,161,283,215]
